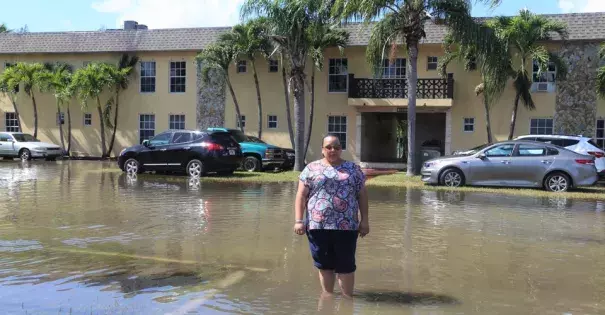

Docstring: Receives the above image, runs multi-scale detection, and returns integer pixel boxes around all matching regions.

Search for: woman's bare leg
[337,272,355,298]
[319,269,336,294]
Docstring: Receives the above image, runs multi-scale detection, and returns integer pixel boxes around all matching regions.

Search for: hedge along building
[0,14,604,166]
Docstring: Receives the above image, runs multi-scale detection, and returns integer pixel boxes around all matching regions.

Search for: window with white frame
[328,116,347,150]
[4,112,19,132]
[57,112,65,125]
[237,115,246,128]
[84,113,92,126]
[597,119,604,149]
[170,61,186,93]
[140,61,156,93]
[237,60,247,73]
[463,118,475,132]
[268,59,278,72]
[169,114,186,130]
[532,60,556,83]
[530,118,553,135]
[268,115,277,129]
[328,58,348,93]
[381,58,406,78]
[139,114,156,144]
[427,56,438,70]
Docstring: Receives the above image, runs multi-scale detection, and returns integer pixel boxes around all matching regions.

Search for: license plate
[229,149,235,155]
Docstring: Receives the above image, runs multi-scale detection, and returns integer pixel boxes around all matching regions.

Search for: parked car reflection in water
[422,140,598,192]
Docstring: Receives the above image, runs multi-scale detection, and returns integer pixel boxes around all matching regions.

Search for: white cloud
[558,0,605,13]
[91,0,246,29]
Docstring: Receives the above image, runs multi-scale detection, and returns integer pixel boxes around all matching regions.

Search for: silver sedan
[421,140,599,192]
[0,132,63,161]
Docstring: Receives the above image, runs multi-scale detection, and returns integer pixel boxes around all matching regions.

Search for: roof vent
[124,20,138,30]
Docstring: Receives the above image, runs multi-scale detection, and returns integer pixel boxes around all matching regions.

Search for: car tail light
[575,159,595,165]
[587,151,605,158]
[201,142,224,151]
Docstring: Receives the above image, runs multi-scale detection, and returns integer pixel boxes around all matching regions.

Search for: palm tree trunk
[56,101,65,154]
[96,96,107,158]
[31,93,38,139]
[292,68,306,172]
[108,90,120,157]
[226,76,244,132]
[406,42,418,176]
[303,67,315,160]
[282,65,295,149]
[251,60,263,139]
[508,93,521,140]
[484,95,493,143]
[9,96,22,131]
[67,105,72,156]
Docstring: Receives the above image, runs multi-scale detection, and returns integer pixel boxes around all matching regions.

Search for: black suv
[117,129,242,177]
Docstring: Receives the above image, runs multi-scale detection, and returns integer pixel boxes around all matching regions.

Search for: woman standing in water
[294,134,369,298]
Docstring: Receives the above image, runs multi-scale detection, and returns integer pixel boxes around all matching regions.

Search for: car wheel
[20,149,31,161]
[439,168,464,187]
[544,172,570,192]
[187,159,205,178]
[124,158,141,174]
[242,156,261,172]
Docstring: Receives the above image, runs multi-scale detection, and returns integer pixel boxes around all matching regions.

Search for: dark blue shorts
[306,229,358,274]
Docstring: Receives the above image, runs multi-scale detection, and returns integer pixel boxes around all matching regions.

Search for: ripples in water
[1,161,605,314]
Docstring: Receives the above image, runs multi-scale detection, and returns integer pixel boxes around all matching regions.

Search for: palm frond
[365,12,401,77]
[513,70,535,110]
[598,66,605,100]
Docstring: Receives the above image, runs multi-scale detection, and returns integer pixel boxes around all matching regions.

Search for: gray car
[0,132,63,161]
[421,140,598,192]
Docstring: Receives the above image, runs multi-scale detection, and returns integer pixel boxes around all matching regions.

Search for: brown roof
[0,12,604,54]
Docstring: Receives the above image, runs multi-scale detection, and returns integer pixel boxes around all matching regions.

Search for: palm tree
[7,62,46,138]
[597,44,605,100]
[242,0,333,171]
[220,18,272,139]
[486,9,568,139]
[197,42,245,132]
[279,51,295,149]
[41,62,74,155]
[0,67,22,132]
[440,32,511,144]
[304,21,349,159]
[70,63,114,158]
[106,54,139,156]
[333,0,508,175]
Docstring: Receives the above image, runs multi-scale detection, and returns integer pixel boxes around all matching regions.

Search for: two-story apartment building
[1,13,604,167]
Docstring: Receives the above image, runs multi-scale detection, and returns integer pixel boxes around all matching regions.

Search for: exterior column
[356,113,362,163]
[445,109,452,155]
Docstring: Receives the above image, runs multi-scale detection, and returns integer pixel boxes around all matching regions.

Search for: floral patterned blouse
[299,160,366,231]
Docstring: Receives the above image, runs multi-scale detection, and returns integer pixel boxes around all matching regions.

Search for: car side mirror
[142,140,149,147]
[478,153,486,160]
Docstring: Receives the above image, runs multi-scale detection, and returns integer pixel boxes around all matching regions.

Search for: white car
[515,135,604,178]
[0,132,63,161]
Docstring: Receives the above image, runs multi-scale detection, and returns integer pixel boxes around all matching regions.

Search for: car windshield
[456,143,490,155]
[228,130,249,142]
[247,136,265,143]
[12,134,38,142]
[587,139,601,148]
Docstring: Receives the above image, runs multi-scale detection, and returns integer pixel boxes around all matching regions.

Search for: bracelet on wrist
[295,220,303,223]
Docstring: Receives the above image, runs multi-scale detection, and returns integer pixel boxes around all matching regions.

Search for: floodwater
[1,161,605,315]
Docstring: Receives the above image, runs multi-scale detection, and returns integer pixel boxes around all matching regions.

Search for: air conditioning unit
[537,82,549,92]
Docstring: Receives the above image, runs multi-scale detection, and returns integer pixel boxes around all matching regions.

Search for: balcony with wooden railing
[347,73,454,108]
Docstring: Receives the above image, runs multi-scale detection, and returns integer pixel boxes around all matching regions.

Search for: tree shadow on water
[354,290,460,306]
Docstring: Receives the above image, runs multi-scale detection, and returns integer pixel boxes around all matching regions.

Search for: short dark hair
[322,134,340,145]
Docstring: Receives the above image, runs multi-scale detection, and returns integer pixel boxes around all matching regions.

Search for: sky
[1,0,604,33]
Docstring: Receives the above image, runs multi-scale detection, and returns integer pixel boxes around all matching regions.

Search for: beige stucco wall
[225,42,600,162]
[0,51,198,157]
[1,41,602,161]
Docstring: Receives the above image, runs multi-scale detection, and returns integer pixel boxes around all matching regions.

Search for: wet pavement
[1,160,605,314]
